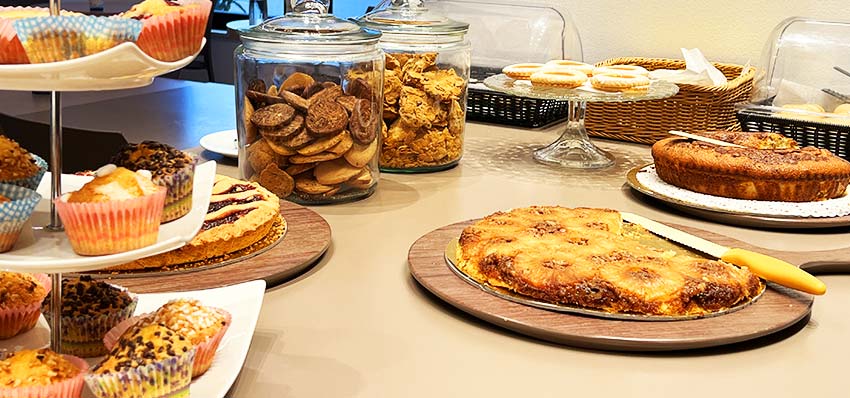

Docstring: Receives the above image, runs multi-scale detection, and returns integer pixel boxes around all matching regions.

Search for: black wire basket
[737,110,850,161]
[467,67,569,128]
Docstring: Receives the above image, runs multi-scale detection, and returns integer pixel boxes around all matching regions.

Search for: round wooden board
[89,200,331,293]
[408,220,816,352]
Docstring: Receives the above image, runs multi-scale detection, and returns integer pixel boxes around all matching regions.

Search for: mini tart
[590,72,650,92]
[109,175,281,270]
[0,135,46,190]
[87,323,195,398]
[543,60,594,76]
[56,166,166,256]
[0,348,88,398]
[502,63,544,80]
[43,276,137,357]
[111,141,196,223]
[0,272,48,339]
[651,132,850,202]
[592,64,650,77]
[104,299,230,378]
[530,69,588,88]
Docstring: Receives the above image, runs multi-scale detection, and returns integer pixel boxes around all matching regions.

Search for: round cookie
[281,72,315,92]
[251,103,296,129]
[314,158,363,185]
[592,65,649,77]
[833,103,850,114]
[280,128,314,149]
[350,99,377,144]
[502,63,545,80]
[290,152,341,164]
[295,176,335,194]
[296,130,349,156]
[344,139,378,168]
[327,132,354,155]
[544,60,594,76]
[307,100,349,136]
[256,164,294,198]
[285,163,317,176]
[280,90,309,112]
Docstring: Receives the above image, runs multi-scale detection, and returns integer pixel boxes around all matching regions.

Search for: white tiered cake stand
[484,74,679,169]
[0,4,209,352]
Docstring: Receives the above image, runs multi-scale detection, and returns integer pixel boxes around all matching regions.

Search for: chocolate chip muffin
[43,276,137,357]
[111,141,196,223]
[87,322,195,398]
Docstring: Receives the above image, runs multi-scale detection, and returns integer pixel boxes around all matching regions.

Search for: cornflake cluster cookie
[379,52,466,170]
[242,72,380,203]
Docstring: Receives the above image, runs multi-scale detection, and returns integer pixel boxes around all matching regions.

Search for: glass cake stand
[484,74,679,168]
[0,0,206,352]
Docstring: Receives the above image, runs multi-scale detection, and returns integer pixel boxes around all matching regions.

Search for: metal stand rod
[50,272,63,353]
[48,91,63,230]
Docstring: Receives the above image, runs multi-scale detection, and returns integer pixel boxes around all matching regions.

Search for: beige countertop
[204,121,850,398]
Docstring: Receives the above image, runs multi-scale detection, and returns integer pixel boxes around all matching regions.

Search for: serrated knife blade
[620,212,826,295]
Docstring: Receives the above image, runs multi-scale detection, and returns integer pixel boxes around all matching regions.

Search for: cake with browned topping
[651,132,850,202]
[109,175,280,270]
[456,206,763,316]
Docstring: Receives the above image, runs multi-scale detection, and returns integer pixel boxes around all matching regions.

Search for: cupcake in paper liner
[0,349,89,398]
[54,165,165,256]
[13,15,141,63]
[111,141,196,223]
[42,276,138,357]
[121,0,211,62]
[0,135,48,190]
[87,322,195,398]
[0,7,82,63]
[0,271,49,339]
[103,299,231,378]
[0,183,41,253]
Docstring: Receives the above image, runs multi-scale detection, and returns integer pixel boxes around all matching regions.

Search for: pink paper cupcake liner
[85,348,195,398]
[0,354,88,398]
[0,272,49,338]
[133,0,211,62]
[54,188,165,256]
[103,308,231,377]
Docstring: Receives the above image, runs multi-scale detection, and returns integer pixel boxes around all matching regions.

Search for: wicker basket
[585,57,756,144]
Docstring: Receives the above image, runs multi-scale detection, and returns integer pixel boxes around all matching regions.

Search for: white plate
[200,129,238,158]
[0,280,266,398]
[0,161,216,273]
[0,39,205,92]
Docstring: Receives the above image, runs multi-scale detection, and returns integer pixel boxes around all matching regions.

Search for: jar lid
[358,0,469,35]
[239,0,380,45]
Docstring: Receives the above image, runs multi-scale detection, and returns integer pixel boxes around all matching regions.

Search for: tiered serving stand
[483,74,679,168]
[0,6,207,352]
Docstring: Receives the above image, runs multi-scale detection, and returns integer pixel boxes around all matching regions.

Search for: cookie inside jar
[240,68,382,205]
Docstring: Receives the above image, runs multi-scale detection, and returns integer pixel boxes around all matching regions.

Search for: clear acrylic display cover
[428,0,582,69]
[745,17,850,119]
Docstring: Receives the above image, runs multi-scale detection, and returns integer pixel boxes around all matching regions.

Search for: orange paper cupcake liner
[54,188,165,256]
[0,20,28,64]
[135,0,211,62]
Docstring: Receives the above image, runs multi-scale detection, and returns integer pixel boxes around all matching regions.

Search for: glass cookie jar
[235,0,384,205]
[358,0,471,173]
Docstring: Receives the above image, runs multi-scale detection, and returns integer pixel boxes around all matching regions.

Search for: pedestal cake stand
[483,74,678,168]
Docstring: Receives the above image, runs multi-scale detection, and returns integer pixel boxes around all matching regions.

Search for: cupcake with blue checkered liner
[13,15,141,63]
[0,183,41,253]
[0,135,47,190]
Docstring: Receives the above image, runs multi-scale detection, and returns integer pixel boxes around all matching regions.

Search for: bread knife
[620,212,827,295]
[668,130,746,148]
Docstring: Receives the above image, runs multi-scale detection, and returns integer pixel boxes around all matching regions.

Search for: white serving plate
[200,129,238,158]
[0,39,205,92]
[0,161,216,273]
[0,279,266,398]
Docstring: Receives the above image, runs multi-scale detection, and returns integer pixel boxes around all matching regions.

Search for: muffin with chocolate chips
[87,322,195,398]
[111,141,196,223]
[104,298,230,378]
[0,271,49,339]
[43,276,137,357]
[0,348,89,398]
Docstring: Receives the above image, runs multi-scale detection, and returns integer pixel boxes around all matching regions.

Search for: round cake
[651,132,850,202]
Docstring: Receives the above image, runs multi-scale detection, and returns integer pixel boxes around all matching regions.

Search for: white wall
[556,0,849,66]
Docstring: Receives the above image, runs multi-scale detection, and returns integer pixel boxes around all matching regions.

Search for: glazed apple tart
[456,206,763,316]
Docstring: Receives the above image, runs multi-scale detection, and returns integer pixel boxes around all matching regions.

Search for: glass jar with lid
[358,0,471,173]
[235,0,384,205]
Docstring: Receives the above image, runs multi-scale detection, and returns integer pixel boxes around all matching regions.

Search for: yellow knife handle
[721,248,826,295]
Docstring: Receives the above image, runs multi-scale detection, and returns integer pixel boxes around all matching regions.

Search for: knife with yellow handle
[620,212,827,295]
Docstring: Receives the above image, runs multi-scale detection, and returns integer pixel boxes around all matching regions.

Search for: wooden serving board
[408,220,850,352]
[89,200,331,293]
